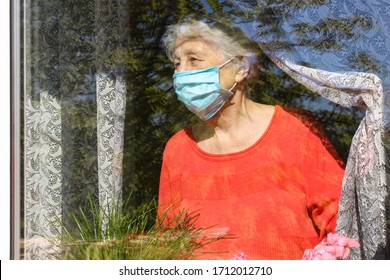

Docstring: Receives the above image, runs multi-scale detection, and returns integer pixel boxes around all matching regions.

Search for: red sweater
[158,105,344,260]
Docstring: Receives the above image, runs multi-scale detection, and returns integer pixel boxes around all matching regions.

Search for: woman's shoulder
[275,106,324,135]
[272,106,328,148]
[164,127,193,151]
[277,106,345,168]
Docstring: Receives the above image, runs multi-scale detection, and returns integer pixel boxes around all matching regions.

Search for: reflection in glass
[15,0,385,259]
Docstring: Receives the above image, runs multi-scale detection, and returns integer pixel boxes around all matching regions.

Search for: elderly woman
[157,18,345,260]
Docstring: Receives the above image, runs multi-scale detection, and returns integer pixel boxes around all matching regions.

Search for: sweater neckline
[186,105,280,159]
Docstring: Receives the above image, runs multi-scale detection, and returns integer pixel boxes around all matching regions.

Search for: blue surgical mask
[173,57,236,121]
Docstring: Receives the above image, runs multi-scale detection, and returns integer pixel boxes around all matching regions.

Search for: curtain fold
[24,0,63,259]
[25,91,63,260]
[97,73,126,228]
[95,0,129,232]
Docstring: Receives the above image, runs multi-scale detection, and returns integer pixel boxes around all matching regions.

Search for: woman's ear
[234,56,250,83]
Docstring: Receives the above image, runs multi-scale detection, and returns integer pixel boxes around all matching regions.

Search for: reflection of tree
[121,0,250,208]
[245,0,388,74]
[233,0,386,161]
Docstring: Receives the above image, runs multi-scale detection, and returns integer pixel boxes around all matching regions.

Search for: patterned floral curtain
[232,0,390,259]
[24,0,129,259]
[95,0,129,230]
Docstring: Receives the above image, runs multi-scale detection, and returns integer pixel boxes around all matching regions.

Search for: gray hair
[162,19,260,90]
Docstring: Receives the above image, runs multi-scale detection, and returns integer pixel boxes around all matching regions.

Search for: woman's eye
[173,62,180,69]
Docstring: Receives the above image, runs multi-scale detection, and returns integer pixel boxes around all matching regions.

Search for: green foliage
[54,195,227,260]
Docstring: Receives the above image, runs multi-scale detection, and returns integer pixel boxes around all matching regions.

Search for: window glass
[14,0,387,260]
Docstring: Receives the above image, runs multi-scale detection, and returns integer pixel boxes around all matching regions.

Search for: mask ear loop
[219,56,236,68]
[219,57,238,93]
[229,83,237,91]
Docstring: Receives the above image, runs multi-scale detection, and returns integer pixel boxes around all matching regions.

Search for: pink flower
[232,252,247,260]
[336,246,350,259]
[302,233,360,260]
[302,249,316,260]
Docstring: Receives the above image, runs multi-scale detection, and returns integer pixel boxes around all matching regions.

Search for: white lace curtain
[24,0,128,259]
[232,0,390,259]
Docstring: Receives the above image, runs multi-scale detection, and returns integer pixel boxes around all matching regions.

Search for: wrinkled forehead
[172,37,222,59]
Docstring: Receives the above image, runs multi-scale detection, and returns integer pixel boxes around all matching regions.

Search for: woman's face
[172,38,237,90]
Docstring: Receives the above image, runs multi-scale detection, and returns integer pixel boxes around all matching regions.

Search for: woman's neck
[209,89,253,125]
[192,92,275,154]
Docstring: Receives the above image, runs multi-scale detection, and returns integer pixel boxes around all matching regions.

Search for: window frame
[10,0,21,260]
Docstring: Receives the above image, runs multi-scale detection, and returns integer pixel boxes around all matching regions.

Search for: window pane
[14,0,378,260]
